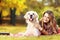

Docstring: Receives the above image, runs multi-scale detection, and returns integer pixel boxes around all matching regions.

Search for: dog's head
[24,11,39,22]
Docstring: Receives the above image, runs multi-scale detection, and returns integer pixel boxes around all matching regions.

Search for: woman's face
[43,13,50,23]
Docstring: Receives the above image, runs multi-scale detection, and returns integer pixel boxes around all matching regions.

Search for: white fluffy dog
[10,11,42,37]
[24,11,42,36]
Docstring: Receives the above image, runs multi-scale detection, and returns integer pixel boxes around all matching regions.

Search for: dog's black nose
[30,15,32,18]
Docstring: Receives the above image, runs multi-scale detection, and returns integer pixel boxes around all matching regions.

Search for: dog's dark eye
[28,13,30,15]
[33,13,34,15]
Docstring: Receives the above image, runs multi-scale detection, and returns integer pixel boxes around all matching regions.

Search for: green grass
[0,25,26,33]
[0,25,60,40]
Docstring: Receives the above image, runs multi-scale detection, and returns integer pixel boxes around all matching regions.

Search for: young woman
[39,10,58,35]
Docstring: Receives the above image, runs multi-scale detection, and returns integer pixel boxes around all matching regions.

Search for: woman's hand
[53,31,57,34]
[41,29,49,35]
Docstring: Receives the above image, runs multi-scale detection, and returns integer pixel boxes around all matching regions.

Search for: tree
[54,0,60,7]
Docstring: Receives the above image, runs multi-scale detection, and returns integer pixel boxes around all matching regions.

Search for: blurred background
[0,0,60,26]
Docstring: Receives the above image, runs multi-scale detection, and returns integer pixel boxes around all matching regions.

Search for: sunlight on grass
[0,25,26,34]
[0,25,60,40]
[0,34,60,40]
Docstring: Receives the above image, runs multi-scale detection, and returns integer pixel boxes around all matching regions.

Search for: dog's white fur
[24,11,41,36]
[10,11,42,37]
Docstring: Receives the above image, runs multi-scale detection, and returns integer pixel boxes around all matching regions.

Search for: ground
[0,25,60,40]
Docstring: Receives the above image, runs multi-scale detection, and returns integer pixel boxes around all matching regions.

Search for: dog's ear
[34,12,39,18]
[36,15,39,23]
[24,13,28,19]
[35,12,39,18]
[36,14,39,18]
[35,12,39,23]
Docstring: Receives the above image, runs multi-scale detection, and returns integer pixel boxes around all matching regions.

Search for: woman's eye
[44,16,46,17]
[47,17,49,19]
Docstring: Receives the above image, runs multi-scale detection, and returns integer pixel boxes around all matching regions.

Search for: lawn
[0,25,60,40]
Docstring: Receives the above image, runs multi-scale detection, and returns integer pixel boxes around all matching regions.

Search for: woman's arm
[37,25,49,35]
[40,29,49,35]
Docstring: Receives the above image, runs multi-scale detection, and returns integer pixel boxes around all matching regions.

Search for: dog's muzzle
[29,15,34,21]
[30,15,32,18]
